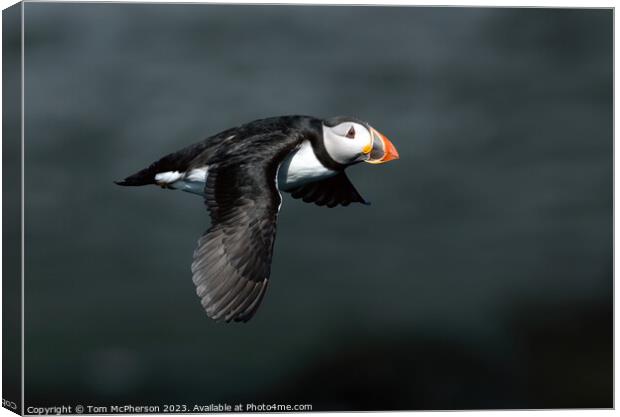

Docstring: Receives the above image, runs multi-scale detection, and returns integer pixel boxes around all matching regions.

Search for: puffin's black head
[322,116,399,166]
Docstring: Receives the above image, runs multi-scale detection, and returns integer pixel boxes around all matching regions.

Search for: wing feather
[191,133,300,322]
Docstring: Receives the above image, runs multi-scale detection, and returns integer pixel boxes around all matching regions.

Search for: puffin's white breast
[277,140,336,191]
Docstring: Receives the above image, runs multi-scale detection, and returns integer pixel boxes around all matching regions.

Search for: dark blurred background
[18,4,611,410]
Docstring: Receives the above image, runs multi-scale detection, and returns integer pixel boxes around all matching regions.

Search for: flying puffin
[116,115,399,323]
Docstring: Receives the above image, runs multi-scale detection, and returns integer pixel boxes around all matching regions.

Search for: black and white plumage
[116,115,399,322]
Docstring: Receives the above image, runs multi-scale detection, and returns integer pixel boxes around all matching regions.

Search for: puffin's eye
[345,126,356,139]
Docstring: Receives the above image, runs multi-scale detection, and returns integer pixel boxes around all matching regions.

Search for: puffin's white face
[322,119,399,166]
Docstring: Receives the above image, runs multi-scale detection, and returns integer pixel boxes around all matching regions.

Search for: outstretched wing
[191,134,300,322]
[289,172,370,208]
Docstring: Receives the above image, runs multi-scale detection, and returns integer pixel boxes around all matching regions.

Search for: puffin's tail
[114,166,157,187]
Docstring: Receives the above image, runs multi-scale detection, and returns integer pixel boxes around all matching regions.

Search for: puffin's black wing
[191,133,301,323]
[289,172,370,208]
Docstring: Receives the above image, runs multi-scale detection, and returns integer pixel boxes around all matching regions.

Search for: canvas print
[2,2,613,413]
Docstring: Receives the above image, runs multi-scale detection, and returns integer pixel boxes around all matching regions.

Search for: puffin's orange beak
[364,128,400,164]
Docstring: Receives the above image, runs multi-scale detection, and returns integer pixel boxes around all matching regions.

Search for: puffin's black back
[115,115,324,186]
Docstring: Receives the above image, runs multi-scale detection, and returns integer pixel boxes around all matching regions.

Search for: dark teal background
[21,4,612,410]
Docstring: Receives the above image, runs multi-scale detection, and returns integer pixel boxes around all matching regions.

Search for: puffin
[116,115,399,322]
